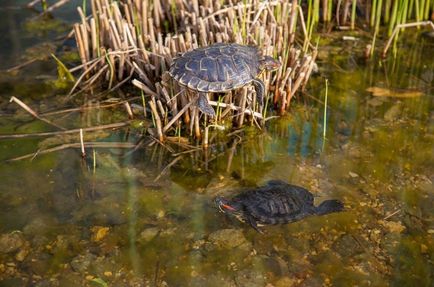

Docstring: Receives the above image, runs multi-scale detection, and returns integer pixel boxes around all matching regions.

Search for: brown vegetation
[72,0,317,141]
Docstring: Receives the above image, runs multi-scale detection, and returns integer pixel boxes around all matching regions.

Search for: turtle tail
[315,200,344,215]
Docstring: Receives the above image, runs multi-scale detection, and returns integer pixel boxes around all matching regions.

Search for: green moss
[392,236,432,286]
[23,15,69,35]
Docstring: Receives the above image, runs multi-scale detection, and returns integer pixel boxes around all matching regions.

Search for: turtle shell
[227,180,316,225]
[169,43,261,93]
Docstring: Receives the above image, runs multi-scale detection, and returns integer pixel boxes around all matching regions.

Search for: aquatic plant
[301,0,433,31]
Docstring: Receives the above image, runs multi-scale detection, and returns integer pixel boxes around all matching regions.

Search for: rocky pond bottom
[0,94,434,286]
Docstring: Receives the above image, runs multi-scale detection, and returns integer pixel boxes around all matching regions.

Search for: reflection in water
[0,6,433,286]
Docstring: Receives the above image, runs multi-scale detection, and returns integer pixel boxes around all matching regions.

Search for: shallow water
[0,4,433,287]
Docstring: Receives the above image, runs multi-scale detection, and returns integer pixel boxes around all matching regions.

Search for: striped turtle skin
[169,43,280,117]
[215,180,344,233]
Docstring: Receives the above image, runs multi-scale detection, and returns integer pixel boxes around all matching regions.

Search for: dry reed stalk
[194,110,201,138]
[69,59,104,96]
[208,100,263,119]
[203,126,210,149]
[132,78,158,96]
[162,96,195,133]
[41,97,139,116]
[84,65,109,87]
[27,0,42,7]
[7,142,136,162]
[80,128,86,157]
[9,96,66,131]
[28,0,72,14]
[382,21,434,57]
[154,155,183,181]
[189,106,196,136]
[156,99,166,124]
[0,122,132,140]
[71,0,317,141]
[124,102,134,119]
[237,88,248,127]
[148,98,164,141]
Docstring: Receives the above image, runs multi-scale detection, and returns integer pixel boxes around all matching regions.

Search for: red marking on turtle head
[221,203,236,211]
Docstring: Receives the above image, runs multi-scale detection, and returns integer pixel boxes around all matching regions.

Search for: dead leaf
[366,87,423,98]
[91,226,110,242]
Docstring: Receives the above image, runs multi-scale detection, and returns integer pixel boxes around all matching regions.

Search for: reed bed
[71,0,317,142]
[303,0,433,56]
[303,0,433,32]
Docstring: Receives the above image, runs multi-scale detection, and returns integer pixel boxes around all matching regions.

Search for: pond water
[0,3,433,287]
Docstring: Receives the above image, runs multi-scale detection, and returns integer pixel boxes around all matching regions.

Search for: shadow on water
[0,4,433,287]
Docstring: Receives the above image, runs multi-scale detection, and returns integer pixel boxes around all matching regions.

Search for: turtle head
[215,196,243,216]
[260,55,281,72]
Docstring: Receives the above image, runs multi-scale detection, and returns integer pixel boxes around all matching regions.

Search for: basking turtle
[215,180,344,233]
[168,43,281,117]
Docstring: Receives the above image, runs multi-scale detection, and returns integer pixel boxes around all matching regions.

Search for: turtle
[168,43,281,117]
[215,180,344,233]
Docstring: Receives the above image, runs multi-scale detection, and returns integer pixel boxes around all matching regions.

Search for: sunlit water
[0,4,433,287]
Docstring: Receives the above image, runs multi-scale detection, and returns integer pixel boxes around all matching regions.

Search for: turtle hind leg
[246,214,264,234]
[197,92,216,117]
[252,79,265,110]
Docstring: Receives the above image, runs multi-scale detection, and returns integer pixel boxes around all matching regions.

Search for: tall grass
[302,0,433,57]
[323,78,328,139]
[303,0,432,33]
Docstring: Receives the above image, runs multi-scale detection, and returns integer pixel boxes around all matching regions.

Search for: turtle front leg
[197,92,216,117]
[252,78,265,110]
[246,214,264,234]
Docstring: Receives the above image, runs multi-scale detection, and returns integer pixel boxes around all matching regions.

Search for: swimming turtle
[168,43,281,117]
[215,180,344,233]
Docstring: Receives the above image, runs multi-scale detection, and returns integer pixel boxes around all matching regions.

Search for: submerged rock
[384,102,402,121]
[251,255,289,277]
[235,269,266,287]
[381,233,401,254]
[70,252,97,274]
[15,241,31,262]
[23,216,58,236]
[23,253,52,276]
[189,273,236,287]
[275,277,296,287]
[0,231,26,254]
[57,273,84,287]
[34,279,52,287]
[0,278,27,287]
[332,234,364,258]
[208,229,247,249]
[138,227,160,243]
[89,256,118,278]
